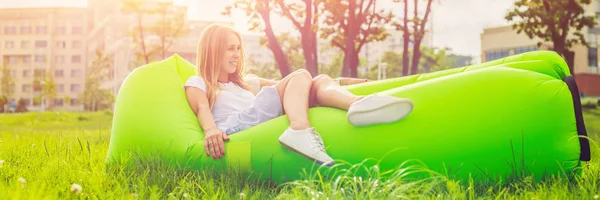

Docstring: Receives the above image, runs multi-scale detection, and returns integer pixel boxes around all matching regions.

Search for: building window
[588,47,598,67]
[71,55,81,63]
[56,41,66,48]
[22,84,31,92]
[70,98,79,106]
[590,66,599,73]
[24,56,31,63]
[55,27,66,34]
[72,41,81,49]
[70,84,81,92]
[485,49,510,61]
[72,26,82,34]
[71,69,81,77]
[35,55,46,63]
[22,70,31,77]
[55,70,64,78]
[5,41,14,48]
[589,33,598,48]
[34,69,46,77]
[4,26,16,34]
[35,40,47,48]
[10,70,16,77]
[21,41,30,49]
[8,56,18,63]
[35,26,47,34]
[514,46,538,54]
[57,84,64,92]
[23,98,30,106]
[54,98,63,106]
[20,26,31,34]
[55,55,64,63]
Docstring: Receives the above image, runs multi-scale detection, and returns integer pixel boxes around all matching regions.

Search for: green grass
[0,109,599,199]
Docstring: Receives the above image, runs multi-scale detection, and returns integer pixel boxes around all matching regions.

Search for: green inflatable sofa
[106,50,591,183]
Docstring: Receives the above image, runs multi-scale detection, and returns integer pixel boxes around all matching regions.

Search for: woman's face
[220,32,241,75]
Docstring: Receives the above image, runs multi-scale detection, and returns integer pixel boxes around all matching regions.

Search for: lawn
[0,108,599,199]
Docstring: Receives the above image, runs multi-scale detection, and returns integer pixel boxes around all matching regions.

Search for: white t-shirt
[183,75,261,126]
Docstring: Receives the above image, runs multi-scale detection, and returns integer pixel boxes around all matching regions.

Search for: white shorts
[219,85,283,135]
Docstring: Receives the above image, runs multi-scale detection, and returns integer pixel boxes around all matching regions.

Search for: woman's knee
[312,74,333,85]
[276,69,312,91]
[290,69,312,84]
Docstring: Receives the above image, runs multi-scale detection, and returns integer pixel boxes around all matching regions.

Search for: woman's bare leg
[309,74,361,110]
[274,69,313,130]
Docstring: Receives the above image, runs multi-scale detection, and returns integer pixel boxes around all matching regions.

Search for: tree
[321,0,394,77]
[320,52,344,78]
[409,0,434,75]
[505,0,597,74]
[121,0,188,67]
[15,98,27,113]
[0,64,14,112]
[370,47,456,79]
[400,0,410,76]
[32,69,56,111]
[223,0,292,77]
[81,50,115,111]
[274,0,321,76]
[392,0,435,75]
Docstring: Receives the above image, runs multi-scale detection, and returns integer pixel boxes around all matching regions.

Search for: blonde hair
[196,24,250,109]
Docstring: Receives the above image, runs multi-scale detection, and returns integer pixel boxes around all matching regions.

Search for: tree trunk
[410,40,422,74]
[137,13,149,64]
[303,0,319,76]
[258,7,291,77]
[401,0,410,76]
[564,50,575,76]
[302,31,319,76]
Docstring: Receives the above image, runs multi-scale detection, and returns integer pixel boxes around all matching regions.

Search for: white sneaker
[278,127,334,166]
[347,93,414,126]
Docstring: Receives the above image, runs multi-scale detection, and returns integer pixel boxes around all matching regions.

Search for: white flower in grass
[131,193,138,199]
[594,194,599,199]
[18,177,26,188]
[70,183,82,194]
[0,160,4,168]
[183,193,188,198]
[239,192,246,200]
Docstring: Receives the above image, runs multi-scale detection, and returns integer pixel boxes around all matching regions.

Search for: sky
[0,0,517,57]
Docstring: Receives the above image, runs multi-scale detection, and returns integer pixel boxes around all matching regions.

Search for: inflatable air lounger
[106,50,591,183]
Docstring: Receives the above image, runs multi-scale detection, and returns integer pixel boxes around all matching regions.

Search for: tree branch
[542,0,559,43]
[416,0,433,41]
[559,0,576,43]
[277,0,303,30]
[358,1,377,51]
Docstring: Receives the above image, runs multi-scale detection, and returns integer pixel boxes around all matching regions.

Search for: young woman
[184,24,414,166]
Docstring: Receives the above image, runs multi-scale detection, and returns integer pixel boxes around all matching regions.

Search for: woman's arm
[334,77,371,85]
[184,87,229,159]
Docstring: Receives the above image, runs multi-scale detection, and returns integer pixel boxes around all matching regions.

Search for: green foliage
[120,0,189,68]
[320,0,395,77]
[0,64,13,101]
[369,46,459,80]
[81,50,115,112]
[320,53,343,78]
[0,109,599,198]
[244,59,281,80]
[32,69,57,110]
[505,0,597,73]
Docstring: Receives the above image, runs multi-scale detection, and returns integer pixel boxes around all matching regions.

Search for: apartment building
[0,7,89,111]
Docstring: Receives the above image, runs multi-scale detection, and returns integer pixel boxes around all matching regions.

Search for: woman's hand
[204,128,230,159]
